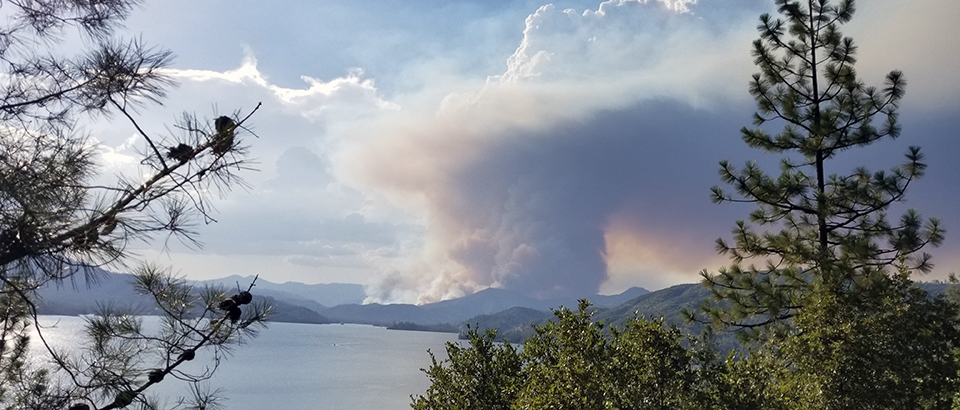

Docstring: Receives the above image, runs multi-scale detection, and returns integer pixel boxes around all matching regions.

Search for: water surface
[32,316,460,410]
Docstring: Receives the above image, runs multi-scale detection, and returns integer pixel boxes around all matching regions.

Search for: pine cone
[178,349,196,361]
[218,298,237,311]
[166,143,194,162]
[232,291,253,305]
[227,306,242,323]
[212,116,235,155]
[113,390,136,408]
[148,369,164,383]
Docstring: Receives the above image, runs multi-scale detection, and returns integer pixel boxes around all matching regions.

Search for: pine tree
[0,1,269,408]
[698,0,943,334]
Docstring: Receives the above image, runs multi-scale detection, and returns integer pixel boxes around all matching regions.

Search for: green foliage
[775,273,960,409]
[706,272,960,410]
[517,300,611,410]
[412,327,522,410]
[414,300,712,410]
[607,315,697,410]
[417,291,960,409]
[0,279,68,409]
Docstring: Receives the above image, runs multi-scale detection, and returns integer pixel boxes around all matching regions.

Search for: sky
[81,0,960,304]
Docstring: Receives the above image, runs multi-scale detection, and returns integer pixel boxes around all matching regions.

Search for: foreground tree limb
[0,1,271,408]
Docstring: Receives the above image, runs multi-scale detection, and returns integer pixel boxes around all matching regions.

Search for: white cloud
[493,0,756,106]
[94,134,138,169]
[166,52,399,123]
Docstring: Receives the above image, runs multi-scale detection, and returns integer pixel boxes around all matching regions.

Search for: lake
[31,316,462,410]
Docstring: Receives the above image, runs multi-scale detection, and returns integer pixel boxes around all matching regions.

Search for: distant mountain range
[191,275,367,310]
[319,286,650,327]
[36,270,364,324]
[36,268,651,329]
[35,270,345,324]
[37,268,954,346]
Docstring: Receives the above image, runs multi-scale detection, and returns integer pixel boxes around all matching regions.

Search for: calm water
[31,316,461,410]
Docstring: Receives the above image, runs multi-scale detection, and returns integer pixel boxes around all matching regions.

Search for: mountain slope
[37,270,155,315]
[595,283,711,328]
[37,269,330,324]
[320,286,650,326]
[191,275,365,307]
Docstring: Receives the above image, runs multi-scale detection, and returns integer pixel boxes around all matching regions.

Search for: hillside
[459,307,553,342]
[458,283,712,343]
[190,275,366,308]
[37,269,332,324]
[594,283,711,328]
[36,270,155,315]
[320,286,649,327]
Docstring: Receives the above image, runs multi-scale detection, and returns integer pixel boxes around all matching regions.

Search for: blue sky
[86,0,960,303]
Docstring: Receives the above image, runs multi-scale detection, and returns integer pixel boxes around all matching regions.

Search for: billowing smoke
[338,0,761,303]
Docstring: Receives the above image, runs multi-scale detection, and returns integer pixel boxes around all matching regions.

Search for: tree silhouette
[0,1,270,408]
[699,0,942,334]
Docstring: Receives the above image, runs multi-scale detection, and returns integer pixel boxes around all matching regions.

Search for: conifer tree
[700,0,943,333]
[0,1,269,408]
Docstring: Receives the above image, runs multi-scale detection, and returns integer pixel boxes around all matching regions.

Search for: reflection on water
[29,316,461,410]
